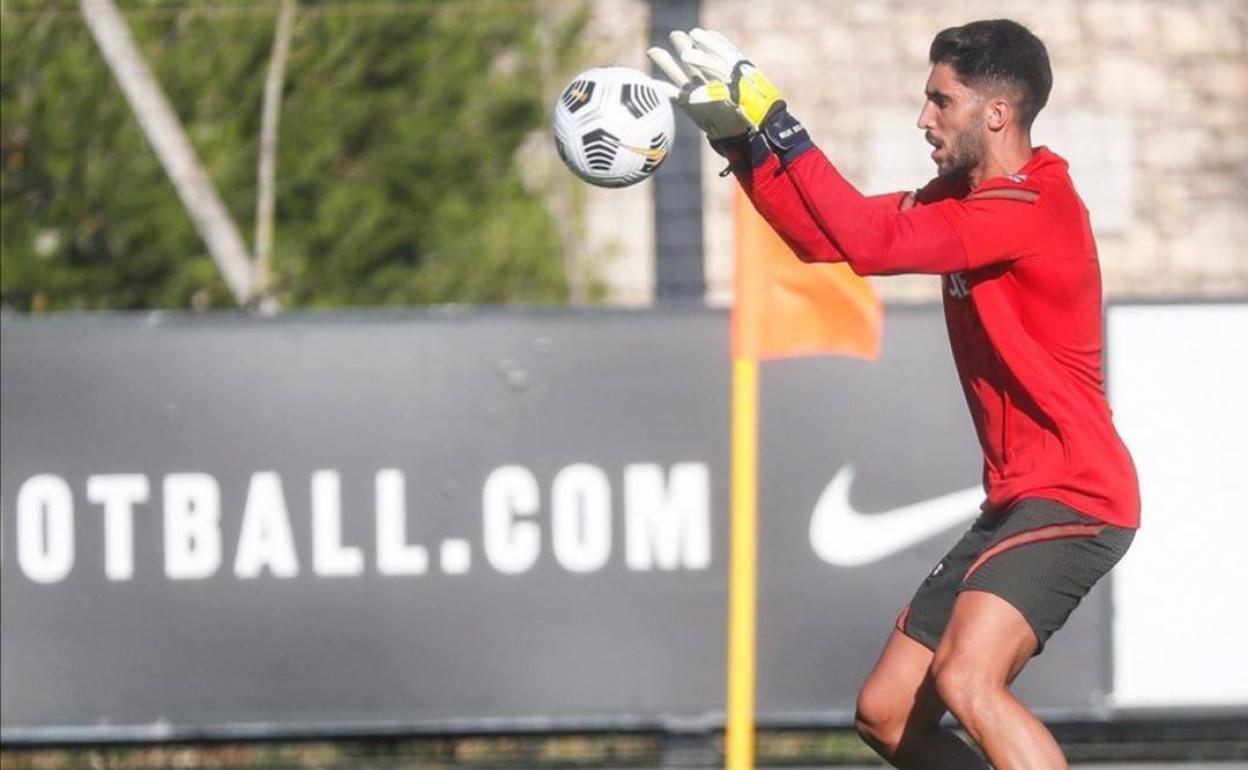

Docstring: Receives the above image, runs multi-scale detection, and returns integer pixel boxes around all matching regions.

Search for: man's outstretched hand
[678,28,785,131]
[647,31,750,141]
[649,28,808,159]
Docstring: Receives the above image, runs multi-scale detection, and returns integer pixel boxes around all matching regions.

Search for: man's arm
[657,29,1009,275]
[779,142,1042,276]
[647,28,1041,276]
[718,134,908,264]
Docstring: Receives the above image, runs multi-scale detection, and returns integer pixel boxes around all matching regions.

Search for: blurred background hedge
[1,0,587,311]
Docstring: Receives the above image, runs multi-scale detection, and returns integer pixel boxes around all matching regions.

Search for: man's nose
[916,104,935,130]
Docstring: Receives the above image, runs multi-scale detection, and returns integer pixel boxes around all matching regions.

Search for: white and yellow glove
[676,28,784,130]
[647,31,750,141]
[665,28,811,159]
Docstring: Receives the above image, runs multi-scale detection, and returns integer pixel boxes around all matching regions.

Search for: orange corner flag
[730,188,882,361]
[724,186,883,770]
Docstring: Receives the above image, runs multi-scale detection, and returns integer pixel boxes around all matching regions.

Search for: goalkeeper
[649,19,1140,770]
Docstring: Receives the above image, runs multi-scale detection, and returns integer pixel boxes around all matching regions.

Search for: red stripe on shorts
[895,603,912,632]
[962,522,1106,583]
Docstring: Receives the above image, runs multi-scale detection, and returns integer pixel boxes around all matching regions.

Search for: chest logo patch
[947,272,970,299]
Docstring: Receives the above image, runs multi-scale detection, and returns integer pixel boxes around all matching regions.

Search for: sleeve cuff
[709,131,771,171]
[760,105,814,166]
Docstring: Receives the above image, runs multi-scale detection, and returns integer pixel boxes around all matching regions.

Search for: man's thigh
[934,589,1037,685]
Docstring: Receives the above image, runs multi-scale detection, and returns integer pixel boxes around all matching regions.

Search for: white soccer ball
[551,66,675,189]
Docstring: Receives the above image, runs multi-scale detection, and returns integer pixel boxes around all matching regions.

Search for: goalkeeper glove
[681,28,782,128]
[679,28,810,158]
[647,31,751,142]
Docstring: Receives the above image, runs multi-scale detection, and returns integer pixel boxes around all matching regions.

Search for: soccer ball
[551,66,675,189]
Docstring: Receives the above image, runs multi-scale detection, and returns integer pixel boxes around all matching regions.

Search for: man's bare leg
[931,589,1067,769]
[855,629,989,769]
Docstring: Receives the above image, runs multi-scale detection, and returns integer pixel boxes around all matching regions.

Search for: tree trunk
[80,0,255,306]
[252,0,297,313]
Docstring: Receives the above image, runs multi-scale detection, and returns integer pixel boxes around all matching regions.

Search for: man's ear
[985,97,1011,132]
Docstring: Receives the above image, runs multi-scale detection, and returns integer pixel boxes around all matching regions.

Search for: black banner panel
[1,308,1110,740]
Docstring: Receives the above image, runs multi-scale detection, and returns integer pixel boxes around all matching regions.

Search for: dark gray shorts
[896,497,1135,655]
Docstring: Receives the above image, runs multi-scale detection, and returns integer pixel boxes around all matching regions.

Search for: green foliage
[1,0,585,311]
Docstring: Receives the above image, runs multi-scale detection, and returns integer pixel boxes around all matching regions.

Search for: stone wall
[572,0,1247,304]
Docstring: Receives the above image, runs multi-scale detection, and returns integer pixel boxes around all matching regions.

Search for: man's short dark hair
[929,20,1053,129]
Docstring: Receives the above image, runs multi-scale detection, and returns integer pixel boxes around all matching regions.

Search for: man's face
[917,63,986,178]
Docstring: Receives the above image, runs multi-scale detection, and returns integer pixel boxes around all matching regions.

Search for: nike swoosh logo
[809,465,983,567]
[619,143,668,162]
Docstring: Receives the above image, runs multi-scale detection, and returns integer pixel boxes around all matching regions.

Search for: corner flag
[725,188,882,770]
[730,188,882,361]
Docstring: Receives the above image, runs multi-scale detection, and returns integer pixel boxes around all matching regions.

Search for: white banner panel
[1109,303,1248,707]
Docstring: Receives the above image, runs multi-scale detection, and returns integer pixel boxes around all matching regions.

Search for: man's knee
[931,649,999,721]
[854,676,909,753]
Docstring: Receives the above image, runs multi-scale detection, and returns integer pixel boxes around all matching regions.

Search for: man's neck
[968,138,1034,189]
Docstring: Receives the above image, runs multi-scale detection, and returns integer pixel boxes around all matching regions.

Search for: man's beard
[936,121,985,179]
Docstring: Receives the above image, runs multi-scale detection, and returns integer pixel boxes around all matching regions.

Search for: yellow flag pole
[726,355,758,770]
